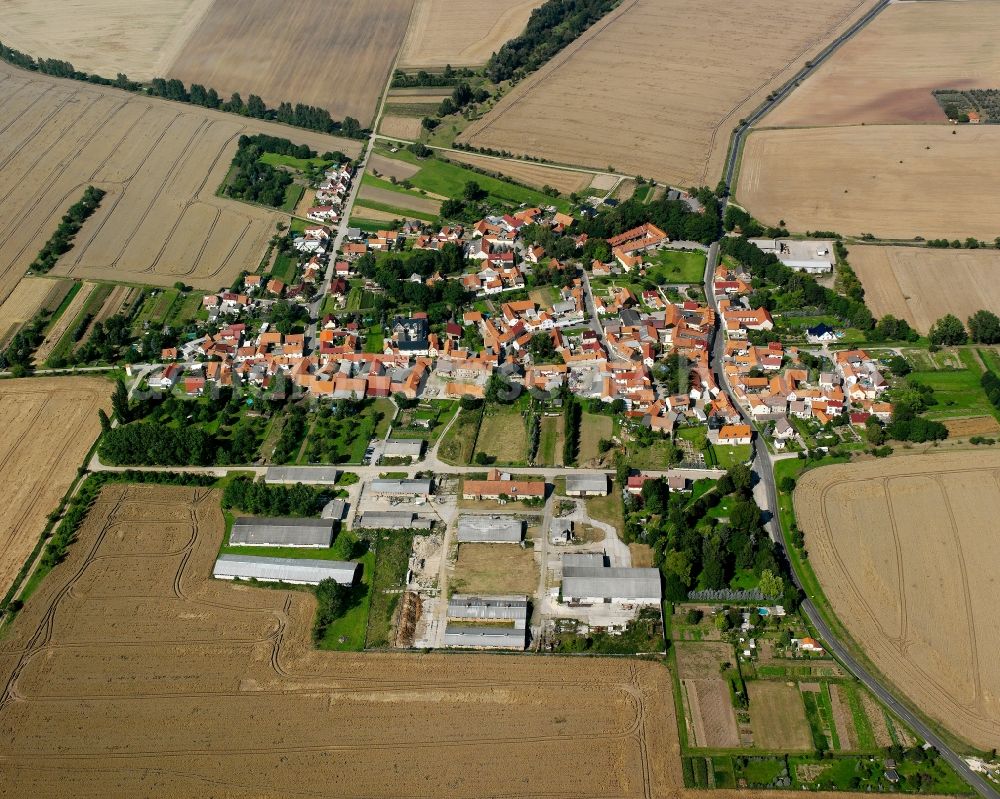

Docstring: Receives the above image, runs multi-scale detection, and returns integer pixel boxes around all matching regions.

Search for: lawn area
[978,347,1000,376]
[438,406,482,464]
[131,287,179,332]
[317,549,375,651]
[909,349,995,421]
[711,443,752,468]
[377,146,571,212]
[451,543,538,596]
[474,403,530,465]
[365,530,420,648]
[364,326,384,354]
[585,487,624,536]
[646,249,706,284]
[353,197,437,223]
[348,217,386,233]
[345,283,378,311]
[281,182,304,214]
[538,414,564,466]
[628,438,679,470]
[578,412,613,464]
[259,152,334,171]
[270,251,298,282]
[633,184,653,203]
[165,291,203,326]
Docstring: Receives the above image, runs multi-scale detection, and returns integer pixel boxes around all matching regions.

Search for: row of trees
[30,186,105,273]
[391,66,474,88]
[929,310,1000,346]
[222,476,327,517]
[563,395,582,465]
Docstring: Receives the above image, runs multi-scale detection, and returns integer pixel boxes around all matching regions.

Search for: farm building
[322,499,347,520]
[462,469,545,501]
[550,518,573,544]
[565,473,609,496]
[369,478,433,498]
[561,557,661,605]
[563,553,607,568]
[228,517,335,548]
[456,515,524,543]
[212,555,358,586]
[357,511,434,530]
[747,238,835,274]
[443,625,528,650]
[448,595,528,626]
[264,465,340,484]
[381,439,424,460]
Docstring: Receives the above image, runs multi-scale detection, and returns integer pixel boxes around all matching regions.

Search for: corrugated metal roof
[213,554,358,585]
[448,595,528,626]
[383,439,424,457]
[456,515,523,543]
[562,553,606,568]
[369,479,433,494]
[357,512,433,530]
[562,566,661,601]
[565,473,609,493]
[443,624,527,649]
[265,466,341,484]
[229,517,334,547]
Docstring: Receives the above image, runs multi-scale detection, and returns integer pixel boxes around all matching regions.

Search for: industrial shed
[456,515,523,543]
[381,439,424,459]
[357,511,433,530]
[561,562,661,605]
[448,595,528,627]
[213,555,358,586]
[369,478,433,497]
[565,473,609,496]
[265,466,340,484]
[443,625,527,650]
[229,517,334,548]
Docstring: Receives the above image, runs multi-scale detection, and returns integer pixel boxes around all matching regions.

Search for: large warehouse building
[229,517,335,548]
[264,466,341,484]
[456,515,523,544]
[443,594,528,650]
[357,511,433,530]
[213,555,358,586]
[561,557,661,605]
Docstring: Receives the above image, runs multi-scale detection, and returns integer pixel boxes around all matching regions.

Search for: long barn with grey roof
[213,555,358,586]
[265,466,340,484]
[229,517,334,548]
[448,595,528,627]
[443,625,527,650]
[561,559,661,605]
[369,478,433,497]
[357,511,433,530]
[456,515,523,543]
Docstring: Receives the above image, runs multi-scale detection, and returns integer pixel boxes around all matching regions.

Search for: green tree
[758,569,784,599]
[929,313,968,346]
[968,309,1000,344]
[111,378,130,425]
[98,408,112,434]
[463,181,486,202]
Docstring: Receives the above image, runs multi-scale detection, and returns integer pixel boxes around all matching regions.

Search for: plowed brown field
[847,246,1000,334]
[399,0,541,68]
[0,63,359,302]
[0,482,682,797]
[165,0,415,126]
[796,453,1000,749]
[0,377,108,597]
[459,0,878,185]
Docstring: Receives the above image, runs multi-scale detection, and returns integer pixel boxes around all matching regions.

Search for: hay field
[452,542,539,595]
[736,125,1000,240]
[0,377,108,597]
[445,152,592,195]
[0,277,70,346]
[166,0,415,125]
[459,0,879,185]
[796,452,1000,749]
[848,246,1000,334]
[675,642,740,748]
[767,0,1000,127]
[399,0,540,68]
[0,64,358,301]
[748,682,813,751]
[0,0,214,81]
[0,482,682,797]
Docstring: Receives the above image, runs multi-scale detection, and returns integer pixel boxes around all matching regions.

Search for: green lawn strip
[45,283,113,364]
[363,327,384,354]
[165,292,203,327]
[259,152,333,170]
[270,251,298,283]
[317,548,375,652]
[438,406,483,465]
[353,198,437,223]
[280,182,304,214]
[361,172,436,201]
[364,530,417,648]
[801,690,829,750]
[348,217,386,233]
[819,683,840,749]
[646,249,707,284]
[842,683,877,751]
[711,443,751,469]
[131,287,180,331]
[977,347,1000,376]
[43,280,82,332]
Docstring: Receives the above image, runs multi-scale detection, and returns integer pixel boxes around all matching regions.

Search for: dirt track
[0,377,109,598]
[0,483,681,797]
[0,63,359,302]
[796,452,1000,750]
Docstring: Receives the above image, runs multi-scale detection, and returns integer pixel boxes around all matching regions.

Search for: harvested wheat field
[378,114,423,140]
[459,0,879,185]
[0,377,108,597]
[737,125,1000,241]
[166,0,415,125]
[445,152,592,195]
[0,63,359,301]
[399,0,540,68]
[675,642,740,748]
[944,417,1000,439]
[0,0,213,81]
[0,482,682,797]
[796,452,1000,749]
[767,0,1000,127]
[848,246,1000,334]
[0,276,71,347]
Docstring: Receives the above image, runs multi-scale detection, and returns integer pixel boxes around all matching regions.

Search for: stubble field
[459,0,878,186]
[736,125,1000,240]
[0,0,214,81]
[796,452,1000,750]
[0,482,683,797]
[848,246,1000,334]
[444,151,593,194]
[0,63,359,302]
[165,0,415,126]
[767,0,1000,127]
[0,276,71,347]
[0,377,109,598]
[399,0,541,68]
